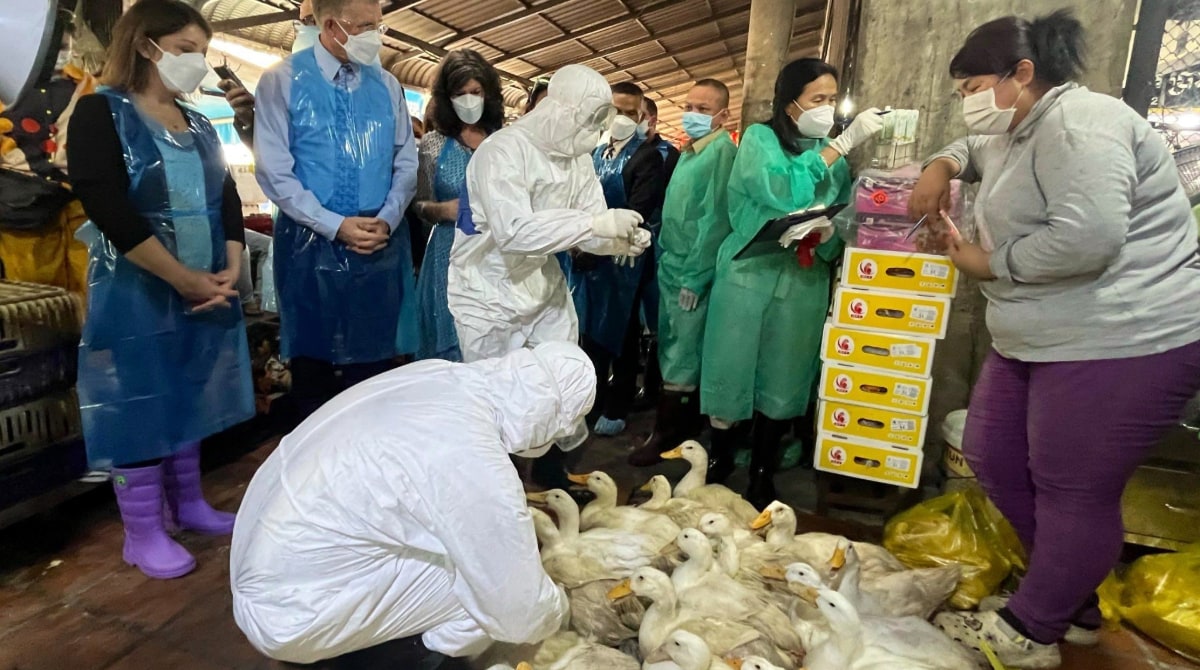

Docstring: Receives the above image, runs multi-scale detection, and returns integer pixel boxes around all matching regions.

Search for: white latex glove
[829,107,885,156]
[591,209,644,239]
[779,216,834,247]
[615,227,652,266]
[679,288,699,312]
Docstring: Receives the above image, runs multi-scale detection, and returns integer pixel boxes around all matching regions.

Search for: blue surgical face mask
[681,111,714,140]
[292,24,319,53]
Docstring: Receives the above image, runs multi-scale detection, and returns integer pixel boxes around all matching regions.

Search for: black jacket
[619,139,666,223]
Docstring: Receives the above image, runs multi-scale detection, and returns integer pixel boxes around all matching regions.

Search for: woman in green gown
[701,58,883,508]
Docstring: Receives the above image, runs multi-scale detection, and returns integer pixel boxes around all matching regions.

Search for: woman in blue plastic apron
[67,0,255,580]
[411,50,505,362]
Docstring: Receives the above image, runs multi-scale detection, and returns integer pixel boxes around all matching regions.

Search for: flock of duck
[480,441,983,670]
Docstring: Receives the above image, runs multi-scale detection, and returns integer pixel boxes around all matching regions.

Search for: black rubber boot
[706,424,738,485]
[792,408,816,470]
[627,389,699,466]
[746,414,790,510]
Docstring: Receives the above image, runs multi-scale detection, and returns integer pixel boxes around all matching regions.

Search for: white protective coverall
[230,342,596,663]
[448,64,649,363]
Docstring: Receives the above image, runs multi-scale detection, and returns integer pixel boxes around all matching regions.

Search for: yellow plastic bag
[883,486,1027,609]
[1098,544,1200,662]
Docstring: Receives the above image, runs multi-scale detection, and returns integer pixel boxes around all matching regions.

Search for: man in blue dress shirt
[253,0,419,418]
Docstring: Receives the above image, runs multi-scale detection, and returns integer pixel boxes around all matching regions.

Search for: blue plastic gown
[570,139,649,356]
[273,49,416,365]
[415,135,472,361]
[75,89,254,469]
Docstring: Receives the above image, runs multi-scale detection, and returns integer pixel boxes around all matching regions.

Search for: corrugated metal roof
[209,0,828,132]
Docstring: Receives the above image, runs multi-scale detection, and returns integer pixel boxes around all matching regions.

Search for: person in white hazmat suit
[447,63,652,362]
[229,342,595,667]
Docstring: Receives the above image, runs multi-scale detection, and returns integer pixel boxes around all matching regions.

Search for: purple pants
[964,340,1200,643]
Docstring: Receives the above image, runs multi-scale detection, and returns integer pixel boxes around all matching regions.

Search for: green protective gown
[701,123,852,422]
[657,130,739,387]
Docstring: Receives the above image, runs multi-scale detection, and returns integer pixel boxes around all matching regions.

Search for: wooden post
[740,0,797,131]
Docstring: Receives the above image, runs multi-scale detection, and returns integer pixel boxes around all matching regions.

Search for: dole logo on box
[848,298,867,320]
[835,335,855,356]
[834,374,852,394]
[832,408,850,428]
[856,259,878,281]
[829,446,847,466]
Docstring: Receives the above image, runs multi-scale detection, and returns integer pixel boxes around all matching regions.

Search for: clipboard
[733,204,847,261]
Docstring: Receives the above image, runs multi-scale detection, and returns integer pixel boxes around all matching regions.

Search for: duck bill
[829,546,847,571]
[725,659,744,670]
[525,491,549,504]
[566,472,591,486]
[516,664,532,670]
[759,564,787,581]
[638,480,655,492]
[799,586,820,606]
[659,446,684,460]
[750,509,773,530]
[607,579,633,601]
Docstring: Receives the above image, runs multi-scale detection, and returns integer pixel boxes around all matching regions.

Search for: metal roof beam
[210,9,297,32]
[502,0,695,63]
[438,0,579,45]
[613,26,822,82]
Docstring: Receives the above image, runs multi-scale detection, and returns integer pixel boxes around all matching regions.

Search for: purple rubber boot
[112,465,197,579]
[163,443,236,535]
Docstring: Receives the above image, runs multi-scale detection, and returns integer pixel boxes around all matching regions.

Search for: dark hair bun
[1029,8,1086,85]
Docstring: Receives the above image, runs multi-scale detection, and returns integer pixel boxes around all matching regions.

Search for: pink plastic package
[855,176,963,219]
[856,217,920,252]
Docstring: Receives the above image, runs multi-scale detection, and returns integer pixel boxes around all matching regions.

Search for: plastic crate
[0,346,77,407]
[0,389,82,470]
[0,281,82,358]
[0,438,87,512]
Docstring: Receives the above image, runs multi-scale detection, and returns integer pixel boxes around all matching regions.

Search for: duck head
[659,440,707,466]
[645,629,713,669]
[699,512,734,539]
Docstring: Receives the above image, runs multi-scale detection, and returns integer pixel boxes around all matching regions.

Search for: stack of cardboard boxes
[814,247,958,489]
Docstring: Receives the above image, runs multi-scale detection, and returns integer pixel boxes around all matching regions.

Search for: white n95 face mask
[151,40,211,95]
[962,78,1021,135]
[609,114,638,142]
[337,22,382,66]
[795,104,835,138]
[451,93,485,125]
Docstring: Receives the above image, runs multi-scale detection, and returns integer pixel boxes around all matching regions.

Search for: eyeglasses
[335,18,389,36]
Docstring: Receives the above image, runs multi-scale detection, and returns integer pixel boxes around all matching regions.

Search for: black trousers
[290,356,397,419]
[284,635,471,670]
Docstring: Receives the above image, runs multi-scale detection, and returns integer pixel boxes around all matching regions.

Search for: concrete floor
[0,413,1196,670]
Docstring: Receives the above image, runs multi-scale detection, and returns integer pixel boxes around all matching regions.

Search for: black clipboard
[733,204,846,261]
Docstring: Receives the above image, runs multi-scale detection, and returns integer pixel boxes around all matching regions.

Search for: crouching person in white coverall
[448,64,650,492]
[229,342,595,668]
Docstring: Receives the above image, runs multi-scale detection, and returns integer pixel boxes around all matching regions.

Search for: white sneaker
[978,595,1100,646]
[934,610,1062,669]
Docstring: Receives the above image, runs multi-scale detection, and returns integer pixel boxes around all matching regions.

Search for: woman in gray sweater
[911,10,1200,669]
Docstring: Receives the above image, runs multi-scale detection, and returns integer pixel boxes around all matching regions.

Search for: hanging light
[209,37,282,70]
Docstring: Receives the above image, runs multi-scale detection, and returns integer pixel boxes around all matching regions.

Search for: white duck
[732,658,785,670]
[608,568,793,669]
[528,490,667,577]
[644,629,736,670]
[660,441,759,525]
[671,529,805,664]
[638,474,717,529]
[529,507,643,646]
[531,631,641,670]
[804,588,979,670]
[829,539,961,620]
[697,512,763,578]
[749,502,905,580]
[570,471,682,542]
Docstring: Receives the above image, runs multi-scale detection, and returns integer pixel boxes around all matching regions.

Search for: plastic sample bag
[883,486,1027,609]
[1099,544,1200,662]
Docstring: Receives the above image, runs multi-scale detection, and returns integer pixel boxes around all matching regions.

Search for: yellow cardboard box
[841,247,959,297]
[821,322,937,378]
[815,431,923,489]
[832,287,951,339]
[817,399,928,446]
[819,362,931,416]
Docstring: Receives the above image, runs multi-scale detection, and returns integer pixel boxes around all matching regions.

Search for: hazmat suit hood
[473,342,596,458]
[516,64,615,158]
